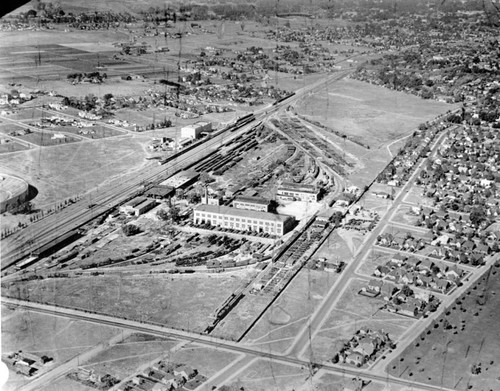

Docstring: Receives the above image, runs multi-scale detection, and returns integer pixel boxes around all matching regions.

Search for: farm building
[277,182,319,202]
[232,196,270,212]
[193,204,295,236]
[181,121,212,139]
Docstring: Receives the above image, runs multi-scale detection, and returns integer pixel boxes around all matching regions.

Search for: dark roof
[146,186,175,197]
[233,196,270,205]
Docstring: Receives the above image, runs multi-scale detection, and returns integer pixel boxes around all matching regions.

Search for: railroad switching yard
[1,1,500,391]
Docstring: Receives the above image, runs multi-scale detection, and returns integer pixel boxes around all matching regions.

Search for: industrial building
[180,121,212,139]
[193,204,295,236]
[232,196,270,212]
[120,197,157,216]
[277,182,319,202]
[145,185,175,199]
[161,170,199,189]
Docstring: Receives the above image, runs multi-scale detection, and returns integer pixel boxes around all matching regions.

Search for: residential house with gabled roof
[374,265,391,277]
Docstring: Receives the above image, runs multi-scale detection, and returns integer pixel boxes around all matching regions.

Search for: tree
[156,208,169,221]
[169,205,180,223]
[122,224,140,236]
[401,285,414,297]
[470,207,487,227]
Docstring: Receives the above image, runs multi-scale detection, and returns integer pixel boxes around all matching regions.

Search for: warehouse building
[120,197,157,216]
[161,170,199,189]
[277,182,319,202]
[232,196,270,212]
[193,205,295,237]
[181,121,212,139]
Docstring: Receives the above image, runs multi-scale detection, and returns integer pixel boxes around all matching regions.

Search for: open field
[0,134,154,207]
[402,185,435,207]
[169,344,240,377]
[387,262,500,391]
[305,278,415,363]
[41,376,95,391]
[14,130,81,146]
[83,333,178,380]
[295,78,457,186]
[0,139,29,153]
[314,229,358,263]
[210,294,272,341]
[223,359,310,391]
[2,272,251,333]
[49,125,125,139]
[1,305,121,391]
[243,269,338,353]
[390,204,421,227]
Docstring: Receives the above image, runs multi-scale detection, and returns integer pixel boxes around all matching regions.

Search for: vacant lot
[16,130,81,146]
[298,78,456,149]
[223,359,310,391]
[84,333,178,380]
[2,273,249,333]
[0,133,153,207]
[295,78,457,186]
[243,269,338,353]
[51,125,125,139]
[387,262,500,390]
[403,185,435,207]
[0,139,29,153]
[1,305,121,391]
[390,204,421,227]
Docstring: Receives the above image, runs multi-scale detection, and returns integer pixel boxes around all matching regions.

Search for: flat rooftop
[195,204,292,222]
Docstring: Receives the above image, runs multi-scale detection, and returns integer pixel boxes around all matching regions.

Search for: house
[380,283,396,301]
[389,253,406,267]
[174,365,196,380]
[398,303,419,317]
[374,265,391,277]
[365,279,383,294]
[353,340,375,357]
[405,257,420,269]
[445,265,462,280]
[345,352,365,367]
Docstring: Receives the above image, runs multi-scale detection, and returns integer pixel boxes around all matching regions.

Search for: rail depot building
[193,204,295,236]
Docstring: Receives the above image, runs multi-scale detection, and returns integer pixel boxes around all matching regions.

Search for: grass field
[16,130,81,146]
[0,139,29,153]
[390,204,421,227]
[387,262,500,390]
[224,359,310,391]
[2,272,250,333]
[243,269,338,353]
[46,124,125,139]
[169,344,240,377]
[0,133,153,207]
[1,305,121,391]
[403,185,435,207]
[83,334,178,380]
[295,78,457,187]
